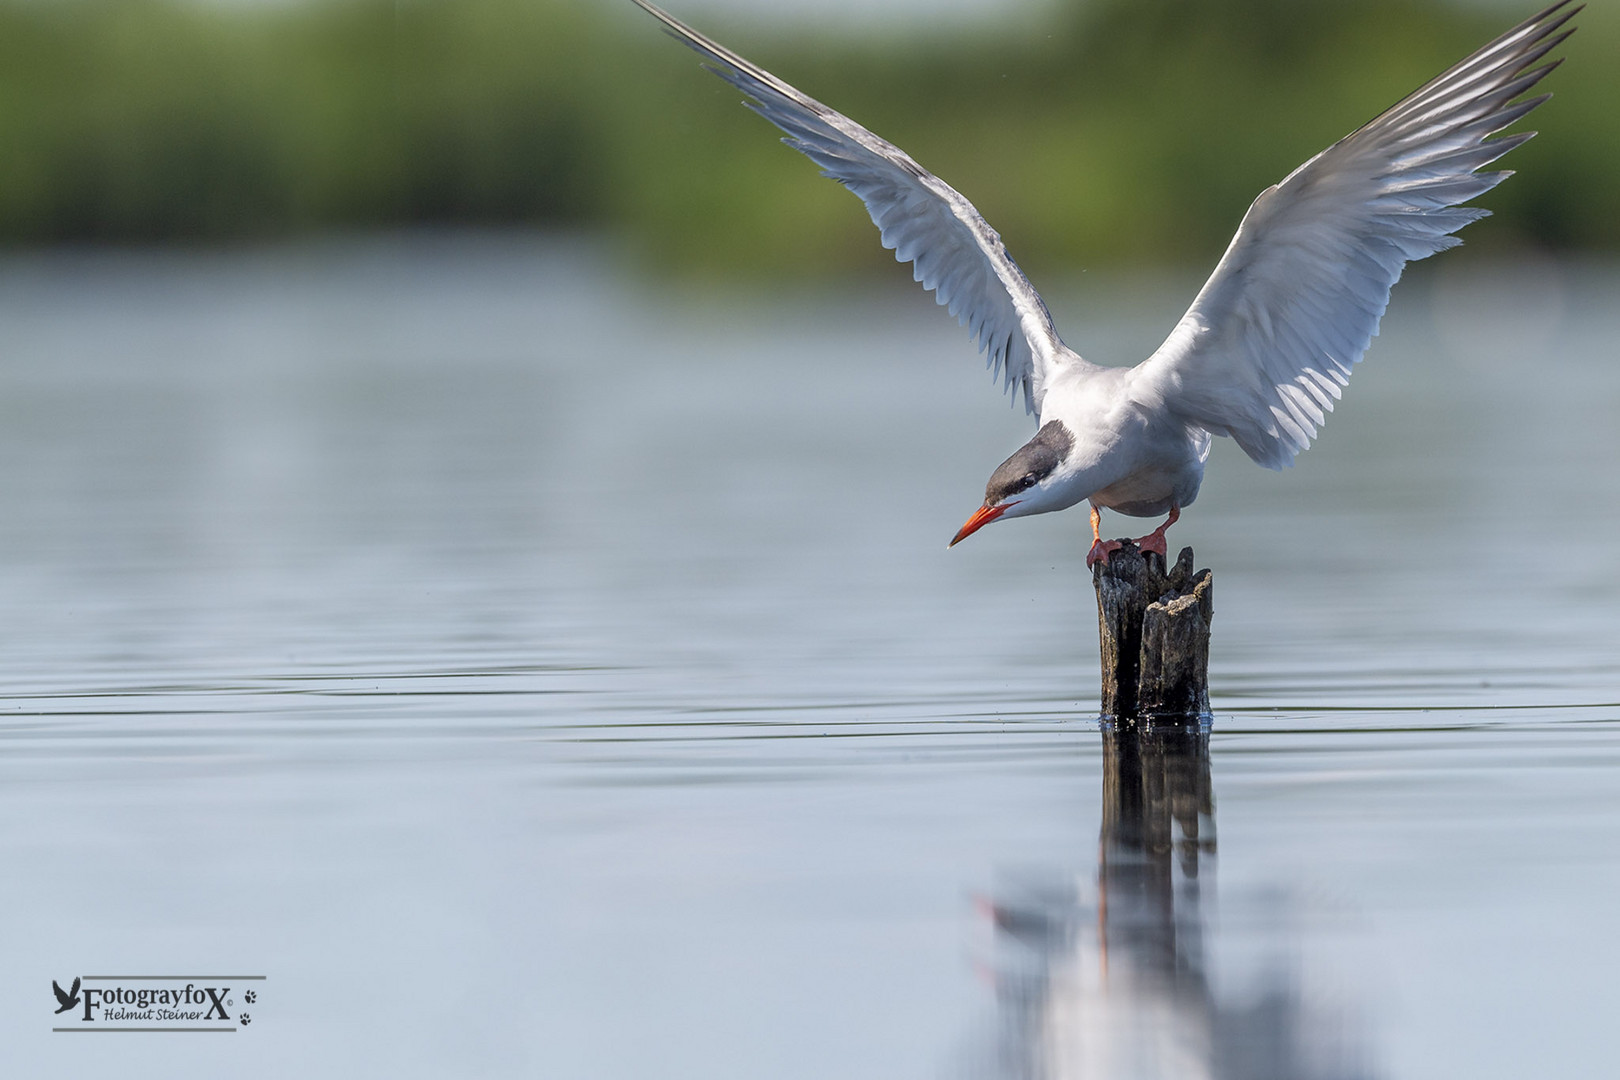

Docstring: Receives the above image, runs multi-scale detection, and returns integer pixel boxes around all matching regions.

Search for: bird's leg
[1086,505,1123,569]
[1134,506,1181,560]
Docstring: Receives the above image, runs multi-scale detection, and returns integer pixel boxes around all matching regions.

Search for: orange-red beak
[949,502,1013,547]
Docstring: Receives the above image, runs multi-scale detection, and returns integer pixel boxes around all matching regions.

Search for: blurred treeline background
[0,0,1609,274]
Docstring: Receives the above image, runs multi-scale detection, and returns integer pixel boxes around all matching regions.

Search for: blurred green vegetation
[0,0,1611,273]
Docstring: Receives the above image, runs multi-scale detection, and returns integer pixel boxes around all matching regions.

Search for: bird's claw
[1087,538,1123,569]
[1133,506,1179,562]
[1134,531,1169,560]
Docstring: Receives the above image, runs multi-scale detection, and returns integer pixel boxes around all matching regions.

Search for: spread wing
[1135,1,1577,468]
[634,0,1073,414]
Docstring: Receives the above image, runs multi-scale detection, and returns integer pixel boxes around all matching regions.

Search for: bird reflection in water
[973,723,1373,1080]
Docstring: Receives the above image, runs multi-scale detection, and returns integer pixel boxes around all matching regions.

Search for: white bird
[633,0,1577,566]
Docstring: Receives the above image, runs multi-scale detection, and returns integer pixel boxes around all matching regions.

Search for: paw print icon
[245,991,257,1005]
[240,1013,252,1025]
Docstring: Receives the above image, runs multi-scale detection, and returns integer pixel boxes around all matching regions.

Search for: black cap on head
[985,421,1073,505]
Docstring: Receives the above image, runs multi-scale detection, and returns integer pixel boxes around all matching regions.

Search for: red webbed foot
[1087,538,1124,569]
[1087,505,1124,568]
[1132,506,1181,561]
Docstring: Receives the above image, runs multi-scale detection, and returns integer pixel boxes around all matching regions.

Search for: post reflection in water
[975,723,1373,1080]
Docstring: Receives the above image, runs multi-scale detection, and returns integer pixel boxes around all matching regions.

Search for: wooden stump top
[1092,542,1213,725]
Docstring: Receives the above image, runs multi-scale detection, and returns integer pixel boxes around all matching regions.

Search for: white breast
[1039,366,1210,519]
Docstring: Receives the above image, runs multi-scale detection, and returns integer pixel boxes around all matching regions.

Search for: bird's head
[949,420,1075,546]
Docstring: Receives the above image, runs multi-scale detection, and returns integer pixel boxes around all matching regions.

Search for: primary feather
[633,0,1075,415]
[1135,1,1578,469]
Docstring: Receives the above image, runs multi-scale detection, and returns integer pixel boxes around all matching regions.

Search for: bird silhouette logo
[52,977,81,1015]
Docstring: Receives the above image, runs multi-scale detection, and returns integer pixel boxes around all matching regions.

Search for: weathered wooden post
[1092,541,1213,723]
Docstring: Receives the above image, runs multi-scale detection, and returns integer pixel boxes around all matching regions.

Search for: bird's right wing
[634,0,1072,415]
[1134,1,1576,469]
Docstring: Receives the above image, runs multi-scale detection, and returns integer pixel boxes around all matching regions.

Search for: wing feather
[634,0,1073,414]
[1136,2,1578,469]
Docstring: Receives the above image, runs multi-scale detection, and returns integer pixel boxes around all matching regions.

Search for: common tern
[634,0,1576,566]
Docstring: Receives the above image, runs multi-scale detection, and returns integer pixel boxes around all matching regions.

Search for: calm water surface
[1,237,1616,1078]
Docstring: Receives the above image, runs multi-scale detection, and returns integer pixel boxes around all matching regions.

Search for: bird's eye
[1019,474,1038,490]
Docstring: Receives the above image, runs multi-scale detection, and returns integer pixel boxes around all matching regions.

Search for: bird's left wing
[634,0,1070,414]
[1135,1,1577,469]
